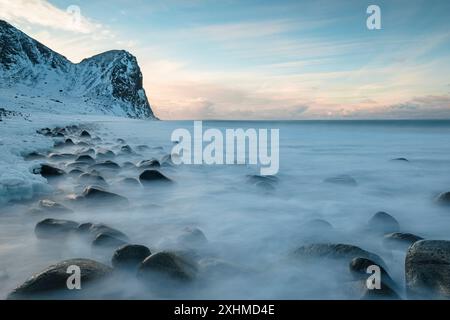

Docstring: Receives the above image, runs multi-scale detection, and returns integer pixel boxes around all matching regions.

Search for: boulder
[112,244,151,270]
[34,164,65,178]
[24,151,45,161]
[178,227,208,247]
[406,240,450,299]
[7,259,112,299]
[139,170,172,183]
[92,233,127,249]
[75,155,95,163]
[37,199,73,214]
[35,218,79,238]
[137,251,197,282]
[383,232,423,251]
[293,243,386,269]
[76,187,128,206]
[80,130,91,138]
[137,159,161,168]
[90,160,120,170]
[435,192,450,206]
[368,211,400,234]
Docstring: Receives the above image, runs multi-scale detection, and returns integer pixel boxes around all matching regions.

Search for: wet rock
[77,222,94,234]
[120,145,133,154]
[293,243,386,268]
[91,160,120,170]
[246,174,279,185]
[77,186,128,206]
[92,233,127,249]
[64,138,75,146]
[178,227,208,246]
[7,259,112,299]
[80,130,91,138]
[383,232,423,251]
[349,257,397,291]
[77,148,95,157]
[76,141,90,147]
[37,199,73,214]
[137,251,198,282]
[96,149,115,159]
[406,240,450,299]
[368,211,400,234]
[68,169,84,177]
[87,223,129,241]
[112,244,151,270]
[79,173,108,187]
[139,170,172,183]
[34,164,65,178]
[324,174,357,186]
[35,218,79,238]
[24,151,45,161]
[75,155,95,163]
[137,159,161,168]
[122,161,136,169]
[435,192,450,206]
[66,161,91,169]
[48,153,76,161]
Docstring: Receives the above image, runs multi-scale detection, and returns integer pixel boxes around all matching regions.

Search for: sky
[0,0,450,120]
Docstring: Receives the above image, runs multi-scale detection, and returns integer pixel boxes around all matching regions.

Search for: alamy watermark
[170,121,279,175]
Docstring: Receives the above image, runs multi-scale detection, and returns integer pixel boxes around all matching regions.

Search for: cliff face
[0,20,156,119]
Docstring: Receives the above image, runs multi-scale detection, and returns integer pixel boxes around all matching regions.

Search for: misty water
[1,120,450,299]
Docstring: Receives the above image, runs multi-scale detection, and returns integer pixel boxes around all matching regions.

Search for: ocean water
[1,119,450,299]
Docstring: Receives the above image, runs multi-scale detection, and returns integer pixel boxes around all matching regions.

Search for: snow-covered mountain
[0,20,156,119]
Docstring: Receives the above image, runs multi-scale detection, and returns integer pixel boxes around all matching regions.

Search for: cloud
[0,0,99,33]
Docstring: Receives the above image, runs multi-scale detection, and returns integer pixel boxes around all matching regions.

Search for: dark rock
[76,141,90,147]
[66,161,91,169]
[78,186,128,205]
[349,257,397,291]
[368,211,400,234]
[7,259,112,299]
[96,149,115,159]
[112,244,151,270]
[406,240,450,299]
[80,130,91,138]
[35,218,79,238]
[137,159,160,168]
[122,161,136,169]
[120,145,133,154]
[24,151,45,160]
[293,243,386,268]
[78,148,95,156]
[75,155,95,163]
[68,169,83,177]
[435,192,450,206]
[324,174,357,186]
[64,138,75,146]
[92,233,127,249]
[137,251,197,282]
[87,223,129,241]
[77,222,94,234]
[34,164,65,178]
[383,232,424,251]
[139,170,172,183]
[91,160,120,170]
[48,153,76,161]
[37,199,73,214]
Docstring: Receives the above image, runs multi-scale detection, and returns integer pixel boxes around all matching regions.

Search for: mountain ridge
[0,20,157,119]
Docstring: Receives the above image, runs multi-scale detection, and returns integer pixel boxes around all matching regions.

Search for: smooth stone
[37,199,73,214]
[35,218,79,238]
[48,153,76,161]
[137,251,198,282]
[137,159,161,168]
[383,232,424,251]
[92,233,127,249]
[68,169,84,177]
[324,174,357,186]
[34,164,65,178]
[90,160,120,170]
[435,192,450,206]
[178,227,208,246]
[7,259,112,299]
[87,223,129,241]
[78,173,108,187]
[368,211,400,234]
[96,149,115,159]
[293,243,386,269]
[80,130,91,138]
[139,170,172,183]
[118,177,141,186]
[406,240,450,299]
[120,145,133,154]
[75,155,95,163]
[77,186,128,205]
[112,244,151,270]
[24,151,45,160]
